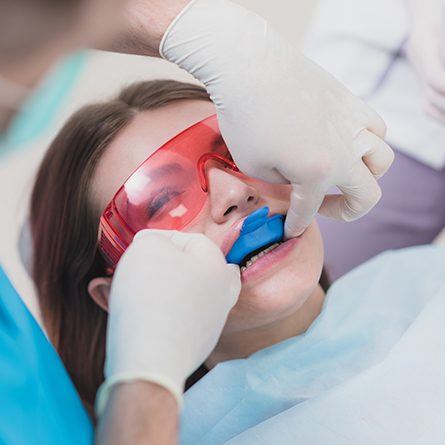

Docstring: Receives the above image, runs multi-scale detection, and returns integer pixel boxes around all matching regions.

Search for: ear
[88,277,112,312]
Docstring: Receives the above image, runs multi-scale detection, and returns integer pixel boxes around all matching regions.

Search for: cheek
[224,223,324,333]
[182,203,226,246]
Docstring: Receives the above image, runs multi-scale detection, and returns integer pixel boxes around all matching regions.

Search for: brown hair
[30,79,210,415]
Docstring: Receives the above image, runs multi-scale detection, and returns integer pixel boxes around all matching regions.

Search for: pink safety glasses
[98,114,238,270]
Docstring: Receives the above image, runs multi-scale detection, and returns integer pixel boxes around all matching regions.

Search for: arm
[96,382,178,445]
[102,0,190,57]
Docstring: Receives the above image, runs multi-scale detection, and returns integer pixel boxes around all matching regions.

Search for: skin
[88,99,326,367]
[96,382,178,445]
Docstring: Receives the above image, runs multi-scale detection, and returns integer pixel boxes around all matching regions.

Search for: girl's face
[91,100,324,333]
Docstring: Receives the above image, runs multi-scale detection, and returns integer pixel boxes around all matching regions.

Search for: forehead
[91,99,215,212]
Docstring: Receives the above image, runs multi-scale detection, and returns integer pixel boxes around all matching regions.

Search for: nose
[207,166,260,224]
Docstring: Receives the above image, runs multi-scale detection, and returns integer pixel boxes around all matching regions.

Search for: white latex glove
[95,230,241,415]
[160,0,394,236]
[407,0,445,122]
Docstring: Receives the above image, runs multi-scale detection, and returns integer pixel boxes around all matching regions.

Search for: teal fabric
[181,245,445,445]
[0,266,93,444]
[0,52,86,156]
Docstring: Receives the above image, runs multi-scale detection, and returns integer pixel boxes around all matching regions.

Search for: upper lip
[220,215,250,256]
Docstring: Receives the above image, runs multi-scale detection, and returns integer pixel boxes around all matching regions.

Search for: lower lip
[240,237,300,283]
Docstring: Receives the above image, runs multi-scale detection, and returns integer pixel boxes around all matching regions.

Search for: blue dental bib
[226,206,284,265]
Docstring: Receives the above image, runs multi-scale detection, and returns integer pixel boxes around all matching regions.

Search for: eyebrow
[211,134,226,152]
[147,162,184,180]
[141,134,225,180]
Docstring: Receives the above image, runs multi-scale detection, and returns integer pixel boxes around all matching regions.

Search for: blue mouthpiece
[226,206,284,265]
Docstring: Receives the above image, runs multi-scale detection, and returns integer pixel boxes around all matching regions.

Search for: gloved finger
[233,160,288,185]
[132,229,210,260]
[228,263,241,276]
[226,264,242,306]
[132,229,183,249]
[319,163,382,222]
[133,229,210,252]
[423,55,445,94]
[425,85,445,113]
[424,100,445,123]
[362,106,387,139]
[168,231,227,264]
[169,233,241,304]
[355,129,394,179]
[284,183,325,238]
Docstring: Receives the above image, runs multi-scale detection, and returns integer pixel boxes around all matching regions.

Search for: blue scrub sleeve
[0,266,93,445]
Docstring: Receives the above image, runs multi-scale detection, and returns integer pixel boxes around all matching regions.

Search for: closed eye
[146,189,185,219]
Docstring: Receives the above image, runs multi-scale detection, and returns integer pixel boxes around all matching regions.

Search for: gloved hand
[407,0,445,122]
[95,230,241,415]
[160,0,394,236]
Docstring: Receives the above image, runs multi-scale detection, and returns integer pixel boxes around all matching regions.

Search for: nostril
[247,196,255,202]
[224,205,237,216]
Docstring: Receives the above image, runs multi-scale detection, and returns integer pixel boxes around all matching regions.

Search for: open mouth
[239,241,284,272]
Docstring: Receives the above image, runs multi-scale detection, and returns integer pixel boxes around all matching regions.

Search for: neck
[206,285,325,368]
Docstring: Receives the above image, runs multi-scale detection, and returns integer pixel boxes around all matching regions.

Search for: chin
[223,222,324,333]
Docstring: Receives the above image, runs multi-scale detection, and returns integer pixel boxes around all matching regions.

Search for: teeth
[240,242,282,272]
